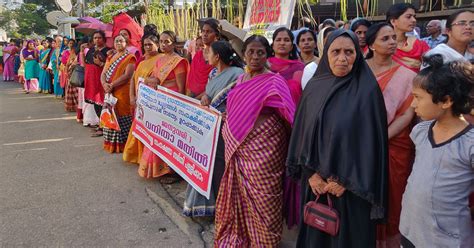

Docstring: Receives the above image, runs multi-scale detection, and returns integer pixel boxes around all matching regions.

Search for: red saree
[185,50,213,97]
[84,47,109,105]
[393,38,430,73]
[376,63,416,248]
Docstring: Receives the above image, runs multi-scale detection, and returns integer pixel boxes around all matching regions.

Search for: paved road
[0,81,192,247]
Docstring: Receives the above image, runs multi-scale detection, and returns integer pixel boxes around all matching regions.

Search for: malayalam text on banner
[243,0,296,41]
[132,84,222,199]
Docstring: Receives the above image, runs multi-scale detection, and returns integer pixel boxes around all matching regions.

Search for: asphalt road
[0,80,192,247]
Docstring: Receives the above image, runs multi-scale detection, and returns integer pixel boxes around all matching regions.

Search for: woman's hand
[200,95,211,106]
[103,83,112,93]
[93,56,104,67]
[130,95,136,113]
[144,77,158,89]
[308,173,328,195]
[324,181,346,197]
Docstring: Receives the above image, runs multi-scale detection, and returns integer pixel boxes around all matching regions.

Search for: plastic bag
[100,105,121,131]
[100,94,120,131]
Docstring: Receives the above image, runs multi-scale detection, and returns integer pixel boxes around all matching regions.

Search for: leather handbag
[304,194,340,236]
[69,65,85,88]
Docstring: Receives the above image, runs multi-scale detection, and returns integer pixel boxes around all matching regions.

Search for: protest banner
[132,84,222,199]
[242,0,296,41]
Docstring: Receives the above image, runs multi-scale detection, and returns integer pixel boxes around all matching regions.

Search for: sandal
[159,175,181,185]
[91,130,103,137]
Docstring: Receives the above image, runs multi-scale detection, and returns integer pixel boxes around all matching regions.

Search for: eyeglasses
[451,20,474,27]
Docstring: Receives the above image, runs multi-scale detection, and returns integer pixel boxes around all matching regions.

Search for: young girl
[399,55,473,247]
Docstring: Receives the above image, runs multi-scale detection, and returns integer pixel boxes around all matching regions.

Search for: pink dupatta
[376,63,416,124]
[268,57,305,104]
[226,72,295,143]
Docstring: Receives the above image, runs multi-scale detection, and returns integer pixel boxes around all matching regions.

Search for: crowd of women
[2,5,473,248]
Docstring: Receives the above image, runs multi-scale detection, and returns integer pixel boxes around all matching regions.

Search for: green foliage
[1,1,56,38]
[100,3,127,23]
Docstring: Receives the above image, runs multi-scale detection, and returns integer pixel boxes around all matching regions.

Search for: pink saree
[215,72,295,247]
[268,57,305,104]
[3,45,17,81]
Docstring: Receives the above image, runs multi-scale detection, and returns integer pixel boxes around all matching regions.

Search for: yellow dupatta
[133,54,159,94]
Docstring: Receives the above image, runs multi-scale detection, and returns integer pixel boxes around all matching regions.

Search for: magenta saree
[215,72,295,247]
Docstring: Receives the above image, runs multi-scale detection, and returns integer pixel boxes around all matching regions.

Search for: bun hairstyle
[210,40,244,68]
[143,24,158,37]
[415,55,474,116]
[365,22,392,59]
[142,24,159,53]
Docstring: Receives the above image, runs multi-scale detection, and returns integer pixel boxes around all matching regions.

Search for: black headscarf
[286,29,388,219]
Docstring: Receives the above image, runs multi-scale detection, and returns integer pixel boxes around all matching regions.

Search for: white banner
[243,0,297,41]
[132,84,222,199]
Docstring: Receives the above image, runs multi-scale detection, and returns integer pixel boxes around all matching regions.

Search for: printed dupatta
[105,51,130,83]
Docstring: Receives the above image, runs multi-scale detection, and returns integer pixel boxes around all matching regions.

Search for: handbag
[69,65,84,87]
[304,194,340,236]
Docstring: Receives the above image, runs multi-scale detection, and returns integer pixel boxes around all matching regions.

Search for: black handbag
[69,65,85,87]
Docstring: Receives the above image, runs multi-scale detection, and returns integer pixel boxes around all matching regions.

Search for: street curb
[145,186,206,247]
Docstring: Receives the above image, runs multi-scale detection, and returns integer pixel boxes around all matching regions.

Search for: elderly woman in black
[287,29,389,247]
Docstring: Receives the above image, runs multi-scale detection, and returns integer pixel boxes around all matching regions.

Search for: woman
[22,40,40,94]
[138,31,188,182]
[365,23,416,248]
[186,18,219,98]
[38,38,53,94]
[50,37,63,98]
[269,27,305,104]
[3,40,18,81]
[386,3,430,72]
[100,35,136,153]
[122,34,160,164]
[83,30,110,137]
[120,29,141,61]
[76,37,98,127]
[287,30,388,248]
[214,35,295,247]
[301,26,336,90]
[297,30,318,65]
[183,40,244,217]
[350,18,372,54]
[59,39,72,97]
[64,40,79,114]
[17,40,26,86]
[445,10,474,60]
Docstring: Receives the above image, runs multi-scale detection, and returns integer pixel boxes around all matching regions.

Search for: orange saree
[123,54,160,164]
[102,52,136,153]
[138,53,189,178]
[376,63,416,248]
